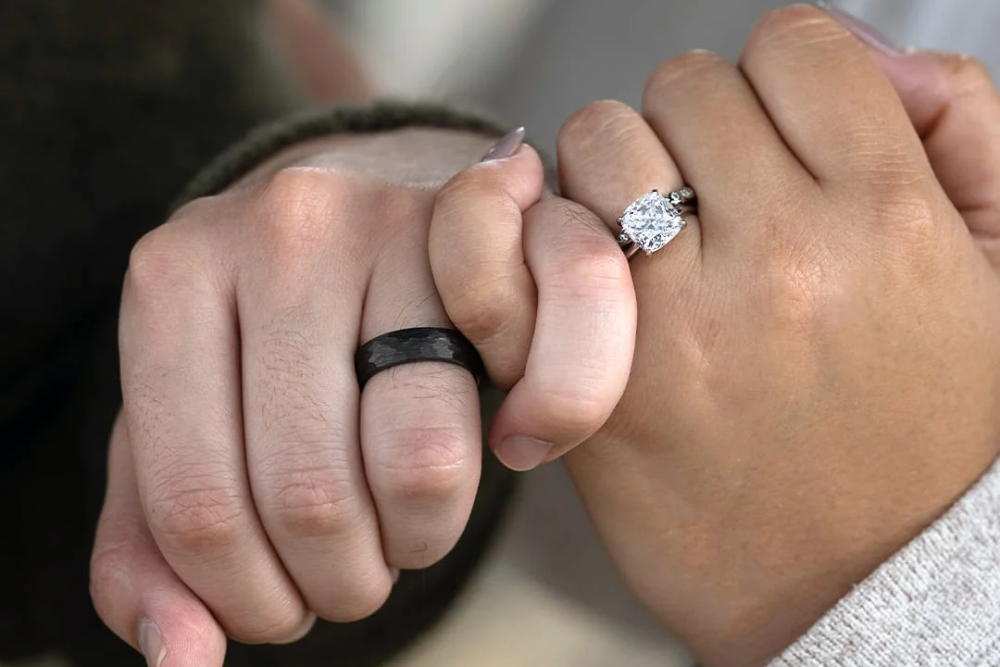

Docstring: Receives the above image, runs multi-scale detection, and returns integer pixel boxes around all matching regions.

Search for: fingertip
[481,126,526,162]
[494,434,553,472]
[437,141,545,215]
[145,603,227,667]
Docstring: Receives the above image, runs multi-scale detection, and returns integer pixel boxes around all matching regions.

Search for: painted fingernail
[481,126,526,162]
[817,1,902,55]
[138,618,166,667]
[497,435,552,472]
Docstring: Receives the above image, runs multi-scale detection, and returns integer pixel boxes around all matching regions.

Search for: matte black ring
[355,327,485,391]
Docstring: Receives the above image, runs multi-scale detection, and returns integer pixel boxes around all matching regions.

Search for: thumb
[90,414,229,667]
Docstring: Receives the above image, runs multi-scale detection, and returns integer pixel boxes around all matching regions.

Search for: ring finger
[557,99,701,294]
[360,213,483,571]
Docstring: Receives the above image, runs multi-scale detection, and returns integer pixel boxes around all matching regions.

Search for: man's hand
[89,129,525,667]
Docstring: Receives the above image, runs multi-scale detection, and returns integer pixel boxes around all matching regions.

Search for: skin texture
[91,127,520,667]
[433,5,1000,666]
[430,153,636,471]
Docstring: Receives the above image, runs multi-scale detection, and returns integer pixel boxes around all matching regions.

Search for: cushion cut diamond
[619,191,684,254]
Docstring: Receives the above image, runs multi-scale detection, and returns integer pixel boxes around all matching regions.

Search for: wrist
[172,101,517,211]
[233,127,498,192]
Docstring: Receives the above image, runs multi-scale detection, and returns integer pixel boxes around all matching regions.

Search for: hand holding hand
[90,128,513,667]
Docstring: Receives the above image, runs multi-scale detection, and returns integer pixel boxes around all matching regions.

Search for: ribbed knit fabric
[771,457,1000,666]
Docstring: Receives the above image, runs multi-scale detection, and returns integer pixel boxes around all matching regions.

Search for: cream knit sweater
[771,458,1000,665]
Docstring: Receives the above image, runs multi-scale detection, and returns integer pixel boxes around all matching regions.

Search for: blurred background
[311,1,1000,666]
[332,0,1000,146]
[8,1,998,666]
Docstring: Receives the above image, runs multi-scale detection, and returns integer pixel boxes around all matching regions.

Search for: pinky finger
[90,414,231,667]
[430,131,546,388]
[489,197,636,471]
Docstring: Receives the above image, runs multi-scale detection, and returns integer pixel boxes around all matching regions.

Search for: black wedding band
[355,327,486,391]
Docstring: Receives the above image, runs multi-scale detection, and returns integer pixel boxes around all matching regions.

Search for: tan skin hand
[546,7,1000,666]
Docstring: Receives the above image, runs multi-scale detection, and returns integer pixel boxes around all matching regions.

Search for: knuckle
[745,4,834,56]
[125,224,202,299]
[322,579,393,623]
[243,614,313,645]
[533,384,610,437]
[529,199,631,289]
[263,468,362,539]
[645,50,728,101]
[436,169,501,209]
[766,259,827,331]
[89,539,134,618]
[444,269,522,344]
[371,425,472,506]
[556,237,630,293]
[150,481,248,554]
[945,54,994,97]
[872,193,944,268]
[255,168,354,259]
[558,100,640,157]
[756,236,835,335]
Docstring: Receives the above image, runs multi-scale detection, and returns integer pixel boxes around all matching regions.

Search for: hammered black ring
[355,327,486,391]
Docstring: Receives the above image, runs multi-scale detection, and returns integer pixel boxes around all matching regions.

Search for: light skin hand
[90,128,505,667]
[430,138,636,472]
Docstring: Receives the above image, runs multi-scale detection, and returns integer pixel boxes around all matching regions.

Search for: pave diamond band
[618,188,696,260]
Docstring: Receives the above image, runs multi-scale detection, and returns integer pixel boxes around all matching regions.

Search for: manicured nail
[481,126,526,162]
[138,618,166,667]
[497,435,552,472]
[817,1,902,55]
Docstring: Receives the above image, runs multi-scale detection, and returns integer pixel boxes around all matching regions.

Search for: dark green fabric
[0,4,516,665]
[173,100,514,209]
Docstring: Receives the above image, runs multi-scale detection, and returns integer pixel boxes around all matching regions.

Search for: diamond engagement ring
[618,188,696,259]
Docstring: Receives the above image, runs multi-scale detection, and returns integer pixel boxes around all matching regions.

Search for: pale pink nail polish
[817,1,902,55]
[481,127,526,162]
[138,618,166,667]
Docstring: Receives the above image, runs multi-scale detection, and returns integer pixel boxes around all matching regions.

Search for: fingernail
[481,126,526,162]
[138,618,166,667]
[497,435,552,472]
[390,567,401,584]
[817,1,902,55]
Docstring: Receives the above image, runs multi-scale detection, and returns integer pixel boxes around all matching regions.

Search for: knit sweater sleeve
[170,100,550,210]
[769,457,1000,666]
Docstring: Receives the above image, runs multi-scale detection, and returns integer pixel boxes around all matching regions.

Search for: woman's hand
[547,6,1000,666]
[88,129,527,667]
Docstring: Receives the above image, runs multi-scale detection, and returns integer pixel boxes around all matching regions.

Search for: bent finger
[489,196,636,471]
[91,414,232,667]
[121,220,308,642]
[430,132,546,388]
